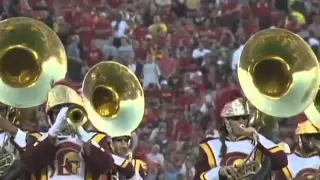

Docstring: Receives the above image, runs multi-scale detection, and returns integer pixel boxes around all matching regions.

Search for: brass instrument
[111,151,135,180]
[0,17,67,108]
[47,85,86,127]
[249,106,279,132]
[238,28,320,118]
[304,90,320,129]
[82,61,144,137]
[0,17,67,178]
[0,107,20,177]
[66,105,88,127]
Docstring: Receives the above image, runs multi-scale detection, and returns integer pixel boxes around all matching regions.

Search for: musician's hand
[0,115,18,135]
[240,126,259,140]
[219,165,237,178]
[48,107,69,137]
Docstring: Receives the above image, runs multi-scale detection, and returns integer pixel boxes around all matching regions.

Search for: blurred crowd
[2,0,320,179]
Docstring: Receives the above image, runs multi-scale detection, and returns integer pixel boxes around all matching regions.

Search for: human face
[112,136,131,156]
[300,133,320,152]
[225,116,250,136]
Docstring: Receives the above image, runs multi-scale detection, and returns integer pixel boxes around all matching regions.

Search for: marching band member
[78,131,144,180]
[108,134,147,179]
[274,114,320,180]
[193,88,288,180]
[21,83,114,180]
[0,107,29,179]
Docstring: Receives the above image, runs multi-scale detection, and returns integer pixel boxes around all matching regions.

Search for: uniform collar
[294,149,319,158]
[225,135,251,141]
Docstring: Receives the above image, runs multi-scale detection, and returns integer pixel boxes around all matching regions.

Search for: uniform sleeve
[193,142,221,180]
[12,128,27,148]
[273,169,293,180]
[256,134,288,170]
[111,154,135,179]
[82,133,114,174]
[21,132,57,173]
[0,129,27,153]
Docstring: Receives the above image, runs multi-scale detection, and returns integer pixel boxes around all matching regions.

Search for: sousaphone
[0,17,67,179]
[238,28,320,118]
[236,28,320,180]
[0,17,67,107]
[82,61,144,137]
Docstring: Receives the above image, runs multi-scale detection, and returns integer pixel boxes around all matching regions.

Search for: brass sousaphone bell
[0,17,67,108]
[0,17,67,179]
[82,61,144,137]
[238,28,320,118]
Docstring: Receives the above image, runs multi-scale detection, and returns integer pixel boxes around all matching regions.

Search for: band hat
[110,133,131,139]
[295,114,320,134]
[220,97,250,118]
[216,87,249,118]
[46,80,83,112]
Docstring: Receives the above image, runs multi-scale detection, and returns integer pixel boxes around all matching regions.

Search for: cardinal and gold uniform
[0,129,27,156]
[275,117,320,180]
[195,135,286,180]
[194,88,287,180]
[22,131,113,180]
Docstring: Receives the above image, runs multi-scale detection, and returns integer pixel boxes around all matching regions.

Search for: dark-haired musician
[193,88,288,180]
[0,104,33,179]
[21,83,114,180]
[108,134,147,179]
[274,115,320,180]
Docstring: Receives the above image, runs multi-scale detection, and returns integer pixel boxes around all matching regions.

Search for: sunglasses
[113,136,131,142]
[304,134,320,140]
[227,115,249,121]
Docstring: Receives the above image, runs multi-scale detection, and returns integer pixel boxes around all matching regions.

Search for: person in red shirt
[240,5,252,21]
[93,12,112,48]
[218,0,241,32]
[85,42,103,67]
[130,15,148,40]
[94,12,112,40]
[170,115,193,142]
[134,40,149,62]
[244,17,260,38]
[75,12,95,46]
[107,0,123,9]
[219,0,239,15]
[64,6,82,26]
[176,87,197,108]
[159,52,177,78]
[251,0,272,29]
[198,19,220,39]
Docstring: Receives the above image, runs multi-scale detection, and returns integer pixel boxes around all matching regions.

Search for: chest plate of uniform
[287,153,320,178]
[207,139,256,166]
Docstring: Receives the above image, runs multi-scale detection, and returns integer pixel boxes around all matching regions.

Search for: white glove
[48,107,69,137]
[77,126,95,142]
